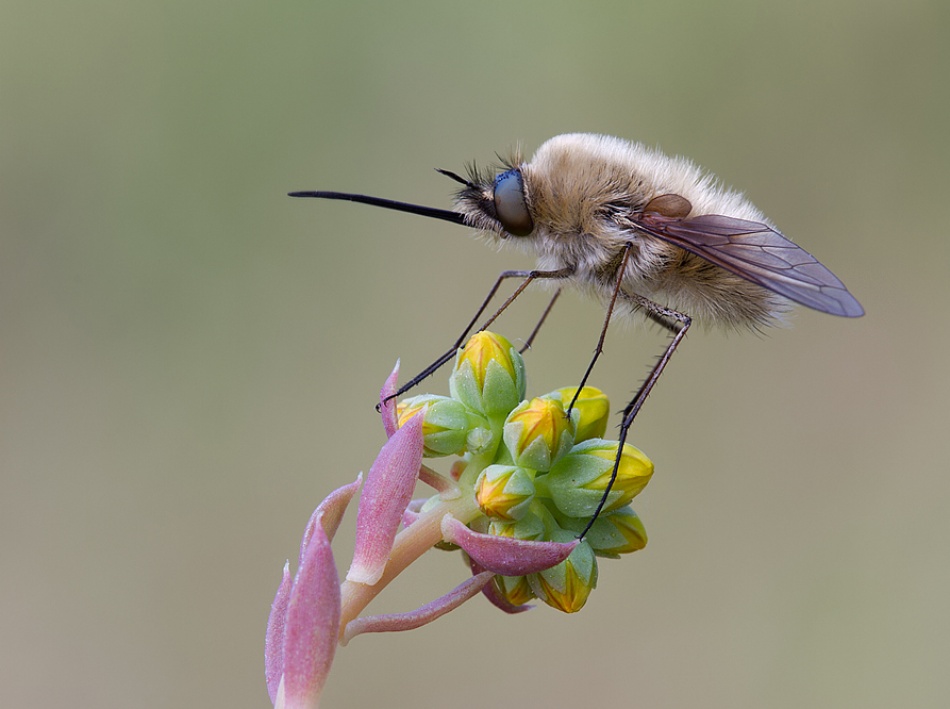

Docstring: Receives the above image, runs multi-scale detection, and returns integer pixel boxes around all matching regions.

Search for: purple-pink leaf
[281,522,340,709]
[401,499,426,529]
[380,360,400,439]
[347,412,424,585]
[299,475,362,564]
[441,515,578,576]
[264,562,292,703]
[341,572,494,644]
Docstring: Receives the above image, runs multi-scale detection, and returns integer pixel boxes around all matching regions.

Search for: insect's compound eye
[492,169,534,236]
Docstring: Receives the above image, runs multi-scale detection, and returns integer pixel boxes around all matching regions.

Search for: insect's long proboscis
[289,191,467,227]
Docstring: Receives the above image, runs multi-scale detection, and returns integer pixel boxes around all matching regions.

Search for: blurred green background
[2,1,947,707]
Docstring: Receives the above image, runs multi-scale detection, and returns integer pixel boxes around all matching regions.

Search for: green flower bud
[397,395,478,457]
[503,397,575,472]
[449,331,526,419]
[493,574,537,606]
[475,465,536,521]
[528,532,598,613]
[543,439,654,518]
[547,386,610,442]
[488,508,546,541]
[577,506,648,557]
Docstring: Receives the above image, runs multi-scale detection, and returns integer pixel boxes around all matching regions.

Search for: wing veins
[632,211,864,317]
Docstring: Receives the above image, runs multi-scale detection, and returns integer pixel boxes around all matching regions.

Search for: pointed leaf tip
[282,523,340,709]
[265,562,292,703]
[441,515,578,576]
[348,413,424,585]
[299,474,362,565]
[380,360,401,438]
[342,572,494,643]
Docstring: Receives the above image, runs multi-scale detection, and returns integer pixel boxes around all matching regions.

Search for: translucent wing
[634,212,864,317]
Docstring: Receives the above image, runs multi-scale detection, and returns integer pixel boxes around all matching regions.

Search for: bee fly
[290,133,864,537]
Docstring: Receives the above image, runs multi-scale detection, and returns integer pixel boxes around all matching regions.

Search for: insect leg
[519,288,562,354]
[389,268,573,401]
[577,292,691,539]
[565,243,634,413]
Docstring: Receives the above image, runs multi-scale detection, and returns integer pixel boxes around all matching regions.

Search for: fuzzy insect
[291,133,864,536]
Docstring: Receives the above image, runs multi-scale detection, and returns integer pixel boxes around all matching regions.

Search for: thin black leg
[566,244,633,413]
[519,288,562,354]
[577,291,692,539]
[388,268,573,401]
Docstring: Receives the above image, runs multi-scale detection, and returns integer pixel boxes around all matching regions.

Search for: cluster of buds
[402,332,652,612]
[265,331,654,708]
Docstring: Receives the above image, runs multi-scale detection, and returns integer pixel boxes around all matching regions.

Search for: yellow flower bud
[456,331,517,389]
[493,574,537,606]
[550,386,610,442]
[474,465,535,521]
[488,510,545,541]
[503,397,574,471]
[396,395,472,457]
[449,331,526,418]
[529,537,598,613]
[544,440,654,518]
[585,507,648,557]
[583,443,653,509]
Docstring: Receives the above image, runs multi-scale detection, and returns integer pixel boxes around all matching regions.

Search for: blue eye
[493,169,534,236]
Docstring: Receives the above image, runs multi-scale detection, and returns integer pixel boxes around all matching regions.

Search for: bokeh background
[2,1,947,707]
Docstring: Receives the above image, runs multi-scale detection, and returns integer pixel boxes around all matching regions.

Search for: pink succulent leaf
[441,515,579,576]
[282,522,341,709]
[469,558,534,614]
[299,474,362,564]
[401,499,426,529]
[418,463,459,495]
[342,571,494,644]
[380,360,400,439]
[265,562,293,703]
[347,413,424,585]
